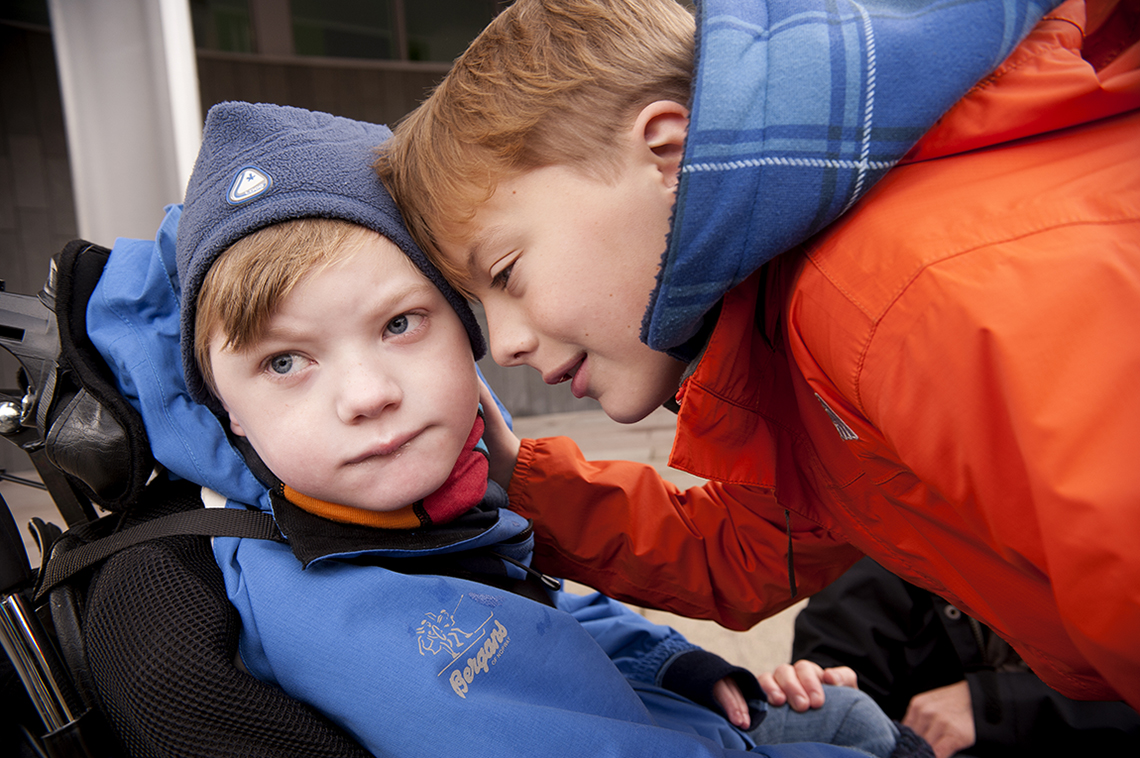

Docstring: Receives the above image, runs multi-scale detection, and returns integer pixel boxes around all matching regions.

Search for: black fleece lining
[267,483,555,608]
[270,483,511,566]
[660,649,764,723]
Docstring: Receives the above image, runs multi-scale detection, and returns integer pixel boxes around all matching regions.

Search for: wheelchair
[1,241,372,758]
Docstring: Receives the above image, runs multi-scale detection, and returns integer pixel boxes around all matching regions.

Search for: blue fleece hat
[176,101,486,405]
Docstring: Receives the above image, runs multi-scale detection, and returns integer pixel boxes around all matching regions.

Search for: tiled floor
[0,407,804,677]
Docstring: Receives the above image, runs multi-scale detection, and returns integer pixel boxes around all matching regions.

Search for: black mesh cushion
[80,497,371,757]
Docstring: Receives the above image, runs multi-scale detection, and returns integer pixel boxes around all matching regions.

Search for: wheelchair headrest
[1,240,153,512]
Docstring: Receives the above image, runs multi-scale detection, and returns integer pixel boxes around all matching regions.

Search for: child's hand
[757,660,858,712]
[477,379,522,489]
[713,676,751,729]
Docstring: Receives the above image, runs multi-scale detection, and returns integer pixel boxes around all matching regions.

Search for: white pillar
[47,0,202,247]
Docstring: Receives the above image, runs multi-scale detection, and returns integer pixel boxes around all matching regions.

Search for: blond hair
[376,0,694,289]
[194,218,370,395]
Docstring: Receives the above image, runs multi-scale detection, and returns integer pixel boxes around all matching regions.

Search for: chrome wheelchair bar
[0,590,78,731]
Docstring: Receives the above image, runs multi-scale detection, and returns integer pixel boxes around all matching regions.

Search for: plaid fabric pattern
[644,0,1059,355]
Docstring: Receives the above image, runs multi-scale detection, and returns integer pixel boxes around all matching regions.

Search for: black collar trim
[270,480,514,567]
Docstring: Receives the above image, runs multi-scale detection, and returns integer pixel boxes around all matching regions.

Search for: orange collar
[283,485,426,529]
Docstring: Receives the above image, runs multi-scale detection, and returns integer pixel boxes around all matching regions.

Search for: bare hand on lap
[902,680,975,758]
[758,660,859,712]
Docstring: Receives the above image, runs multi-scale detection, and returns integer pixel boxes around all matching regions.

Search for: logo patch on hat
[227,166,272,205]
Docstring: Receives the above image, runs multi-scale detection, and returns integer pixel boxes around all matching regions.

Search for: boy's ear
[632,100,689,190]
[217,398,248,438]
[225,414,246,437]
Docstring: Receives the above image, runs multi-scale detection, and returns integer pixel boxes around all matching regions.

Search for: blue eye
[268,354,294,374]
[384,313,425,338]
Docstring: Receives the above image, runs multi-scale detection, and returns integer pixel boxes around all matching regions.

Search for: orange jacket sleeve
[508,435,862,630]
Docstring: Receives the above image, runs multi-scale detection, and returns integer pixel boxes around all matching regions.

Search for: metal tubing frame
[0,591,78,732]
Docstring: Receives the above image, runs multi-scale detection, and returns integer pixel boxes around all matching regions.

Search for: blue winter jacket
[86,205,863,757]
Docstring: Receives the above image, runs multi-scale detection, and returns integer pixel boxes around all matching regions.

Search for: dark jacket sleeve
[966,670,1140,756]
[791,558,961,720]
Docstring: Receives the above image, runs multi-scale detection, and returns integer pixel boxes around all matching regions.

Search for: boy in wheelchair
[53,101,922,757]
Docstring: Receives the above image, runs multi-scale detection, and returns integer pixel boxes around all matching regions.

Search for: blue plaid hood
[644,0,1060,356]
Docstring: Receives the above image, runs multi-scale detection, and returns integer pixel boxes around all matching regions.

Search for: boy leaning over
[378,0,1140,716]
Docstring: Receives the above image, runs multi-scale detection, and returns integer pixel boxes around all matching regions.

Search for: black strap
[35,508,282,602]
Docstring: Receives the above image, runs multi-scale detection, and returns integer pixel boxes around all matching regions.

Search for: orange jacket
[509,0,1140,708]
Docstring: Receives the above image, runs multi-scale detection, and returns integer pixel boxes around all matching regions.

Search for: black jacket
[793,558,1140,757]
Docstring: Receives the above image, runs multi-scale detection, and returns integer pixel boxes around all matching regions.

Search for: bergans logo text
[415,595,511,699]
[448,620,509,699]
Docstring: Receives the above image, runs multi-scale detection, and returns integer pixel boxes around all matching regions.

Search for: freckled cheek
[571,298,632,339]
[524,295,583,337]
